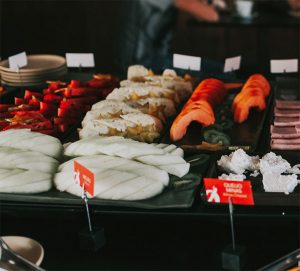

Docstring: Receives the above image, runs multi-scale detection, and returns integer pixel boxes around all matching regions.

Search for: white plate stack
[0,54,67,87]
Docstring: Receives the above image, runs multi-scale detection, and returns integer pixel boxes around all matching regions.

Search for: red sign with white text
[204,178,254,205]
[74,160,95,196]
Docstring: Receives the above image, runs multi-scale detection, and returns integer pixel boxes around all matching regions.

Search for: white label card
[65,53,95,68]
[8,52,27,71]
[173,54,201,71]
[224,56,241,72]
[270,59,298,73]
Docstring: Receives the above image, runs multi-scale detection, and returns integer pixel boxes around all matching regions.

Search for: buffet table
[0,70,299,270]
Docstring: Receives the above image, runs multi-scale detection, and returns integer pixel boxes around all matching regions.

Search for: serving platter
[161,82,275,153]
[0,55,66,73]
[0,154,211,210]
[1,74,296,212]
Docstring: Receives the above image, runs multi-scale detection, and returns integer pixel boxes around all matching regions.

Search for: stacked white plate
[0,54,67,87]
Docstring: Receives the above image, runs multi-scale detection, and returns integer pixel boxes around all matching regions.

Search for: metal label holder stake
[78,184,106,252]
[221,197,246,271]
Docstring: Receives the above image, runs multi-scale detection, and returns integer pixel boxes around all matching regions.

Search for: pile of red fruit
[0,74,119,137]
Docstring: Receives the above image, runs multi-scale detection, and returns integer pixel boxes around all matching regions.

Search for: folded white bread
[136,154,190,177]
[79,114,162,142]
[64,136,188,177]
[125,66,193,102]
[0,168,52,193]
[0,129,63,159]
[0,146,59,174]
[82,100,141,127]
[54,168,164,201]
[58,155,169,186]
[106,86,179,105]
[64,136,165,158]
[127,97,176,118]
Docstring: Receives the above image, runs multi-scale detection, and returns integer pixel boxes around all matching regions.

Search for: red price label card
[204,178,254,206]
[74,160,95,196]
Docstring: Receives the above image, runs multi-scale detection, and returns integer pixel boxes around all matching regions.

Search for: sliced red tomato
[8,111,46,124]
[43,94,63,105]
[68,79,89,88]
[0,120,9,130]
[30,120,53,130]
[64,96,98,105]
[0,104,13,113]
[59,100,90,111]
[63,87,100,98]
[28,98,41,108]
[0,112,13,119]
[40,102,58,117]
[55,123,69,133]
[43,88,53,95]
[2,123,56,136]
[24,90,43,100]
[9,104,37,112]
[87,78,112,89]
[2,124,33,131]
[15,97,29,106]
[53,117,78,125]
[58,108,84,118]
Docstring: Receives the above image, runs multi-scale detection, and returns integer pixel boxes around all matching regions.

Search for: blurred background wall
[1,0,299,76]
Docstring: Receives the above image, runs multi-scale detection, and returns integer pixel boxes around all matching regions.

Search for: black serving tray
[200,152,300,207]
[161,82,275,153]
[0,154,211,210]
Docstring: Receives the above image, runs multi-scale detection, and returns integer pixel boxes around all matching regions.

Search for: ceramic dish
[0,54,66,73]
[1,236,44,266]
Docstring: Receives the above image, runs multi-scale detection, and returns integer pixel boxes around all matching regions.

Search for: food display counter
[0,1,299,270]
[0,63,299,270]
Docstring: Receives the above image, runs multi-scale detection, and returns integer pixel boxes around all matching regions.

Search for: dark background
[1,0,299,76]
